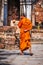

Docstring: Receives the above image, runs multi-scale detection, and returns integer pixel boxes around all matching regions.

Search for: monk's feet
[20,52,24,55]
[29,53,33,56]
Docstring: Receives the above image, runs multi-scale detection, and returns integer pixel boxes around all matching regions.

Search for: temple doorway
[7,0,20,25]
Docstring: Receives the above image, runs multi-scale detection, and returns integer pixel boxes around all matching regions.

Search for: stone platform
[31,29,43,43]
[0,26,43,49]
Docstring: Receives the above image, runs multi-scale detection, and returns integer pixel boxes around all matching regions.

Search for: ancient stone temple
[0,0,43,27]
[0,0,32,26]
[0,0,43,49]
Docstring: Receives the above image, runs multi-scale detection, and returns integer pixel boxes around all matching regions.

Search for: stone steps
[31,40,43,44]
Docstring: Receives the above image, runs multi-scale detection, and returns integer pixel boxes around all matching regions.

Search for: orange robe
[18,17,32,51]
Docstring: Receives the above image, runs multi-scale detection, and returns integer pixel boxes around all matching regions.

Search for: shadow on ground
[0,63,11,65]
[0,52,33,55]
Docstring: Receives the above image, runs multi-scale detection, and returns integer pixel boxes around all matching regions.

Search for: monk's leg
[29,47,32,53]
[27,41,32,53]
[29,47,33,56]
[27,41,33,56]
[20,50,24,55]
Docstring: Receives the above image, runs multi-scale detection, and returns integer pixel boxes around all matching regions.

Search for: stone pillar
[3,0,7,26]
[32,14,35,26]
[1,0,4,26]
[0,0,2,21]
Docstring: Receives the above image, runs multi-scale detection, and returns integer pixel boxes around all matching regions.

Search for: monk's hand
[24,30,29,33]
[24,30,28,33]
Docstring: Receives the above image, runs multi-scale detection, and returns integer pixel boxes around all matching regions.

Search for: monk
[18,14,33,55]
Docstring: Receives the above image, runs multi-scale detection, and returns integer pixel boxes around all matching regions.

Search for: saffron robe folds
[18,17,32,51]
